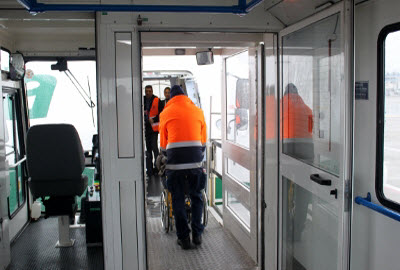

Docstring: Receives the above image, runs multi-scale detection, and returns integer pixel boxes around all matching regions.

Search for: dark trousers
[145,132,159,176]
[166,169,205,240]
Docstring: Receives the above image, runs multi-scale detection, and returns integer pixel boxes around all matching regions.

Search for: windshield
[25,60,97,150]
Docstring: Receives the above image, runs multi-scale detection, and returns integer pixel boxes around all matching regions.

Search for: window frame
[4,90,28,219]
[376,22,400,213]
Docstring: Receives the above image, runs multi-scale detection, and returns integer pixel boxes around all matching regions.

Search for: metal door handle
[310,174,331,186]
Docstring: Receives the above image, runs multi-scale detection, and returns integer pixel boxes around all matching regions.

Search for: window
[25,60,97,151]
[4,91,26,217]
[377,23,400,212]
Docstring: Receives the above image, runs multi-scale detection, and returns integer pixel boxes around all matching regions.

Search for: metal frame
[18,0,263,14]
[278,2,353,270]
[3,89,27,220]
[376,21,400,213]
[222,47,258,262]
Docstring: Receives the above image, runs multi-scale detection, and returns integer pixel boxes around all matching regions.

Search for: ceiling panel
[266,0,341,26]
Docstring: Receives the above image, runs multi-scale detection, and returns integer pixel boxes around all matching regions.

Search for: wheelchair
[160,174,208,233]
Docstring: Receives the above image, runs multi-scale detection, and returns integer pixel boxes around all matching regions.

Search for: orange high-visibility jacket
[281,93,313,139]
[149,97,160,132]
[159,95,207,170]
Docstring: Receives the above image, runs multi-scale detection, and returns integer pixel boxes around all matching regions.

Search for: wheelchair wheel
[160,191,170,233]
[202,190,208,227]
[167,192,174,232]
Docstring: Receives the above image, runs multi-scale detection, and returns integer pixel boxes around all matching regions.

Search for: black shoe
[177,237,191,250]
[192,235,202,246]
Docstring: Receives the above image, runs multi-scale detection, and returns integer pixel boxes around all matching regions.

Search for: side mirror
[10,53,25,80]
[196,50,214,65]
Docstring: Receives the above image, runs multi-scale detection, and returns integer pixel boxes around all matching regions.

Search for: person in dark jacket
[144,85,160,177]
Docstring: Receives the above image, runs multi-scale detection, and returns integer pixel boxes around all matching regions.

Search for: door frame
[277,2,354,270]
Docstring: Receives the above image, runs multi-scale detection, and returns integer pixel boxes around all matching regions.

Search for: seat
[27,124,88,247]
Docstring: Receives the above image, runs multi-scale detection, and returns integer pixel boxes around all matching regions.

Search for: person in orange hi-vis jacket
[159,85,207,250]
[144,85,160,177]
[281,83,314,243]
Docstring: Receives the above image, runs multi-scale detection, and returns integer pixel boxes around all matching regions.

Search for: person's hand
[149,118,154,125]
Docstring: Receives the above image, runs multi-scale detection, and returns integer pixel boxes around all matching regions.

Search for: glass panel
[1,49,10,72]
[226,51,250,149]
[210,114,222,140]
[4,94,17,214]
[227,192,250,228]
[142,79,171,100]
[383,30,400,203]
[282,176,338,270]
[282,14,341,176]
[18,165,24,205]
[25,60,97,151]
[8,168,17,214]
[185,80,200,107]
[215,145,223,175]
[226,158,250,189]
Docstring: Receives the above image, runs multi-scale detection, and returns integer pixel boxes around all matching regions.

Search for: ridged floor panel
[8,217,103,270]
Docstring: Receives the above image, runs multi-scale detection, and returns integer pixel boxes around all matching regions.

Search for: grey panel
[8,217,104,270]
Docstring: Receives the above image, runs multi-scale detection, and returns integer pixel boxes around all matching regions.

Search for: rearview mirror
[196,51,214,65]
[51,58,67,71]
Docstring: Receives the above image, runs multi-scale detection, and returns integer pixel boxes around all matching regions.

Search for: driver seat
[27,124,88,247]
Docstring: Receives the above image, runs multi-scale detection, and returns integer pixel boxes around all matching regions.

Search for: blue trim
[17,0,263,14]
[355,193,400,222]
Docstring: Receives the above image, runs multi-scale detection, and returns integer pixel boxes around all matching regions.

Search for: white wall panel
[115,32,135,158]
[352,0,400,269]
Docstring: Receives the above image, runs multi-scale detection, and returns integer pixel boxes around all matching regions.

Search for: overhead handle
[310,174,331,186]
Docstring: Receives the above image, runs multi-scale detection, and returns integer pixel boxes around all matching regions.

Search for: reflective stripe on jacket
[159,95,207,170]
[149,97,160,132]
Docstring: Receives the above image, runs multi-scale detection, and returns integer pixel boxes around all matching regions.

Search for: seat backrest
[27,124,85,181]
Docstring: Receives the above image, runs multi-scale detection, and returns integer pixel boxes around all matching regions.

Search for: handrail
[355,193,400,222]
[9,156,26,169]
[210,139,222,149]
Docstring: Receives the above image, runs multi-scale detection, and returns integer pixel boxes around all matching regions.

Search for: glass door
[279,3,352,270]
[222,49,257,261]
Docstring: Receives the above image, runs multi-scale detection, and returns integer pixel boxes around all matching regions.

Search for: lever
[330,189,338,199]
[310,174,332,186]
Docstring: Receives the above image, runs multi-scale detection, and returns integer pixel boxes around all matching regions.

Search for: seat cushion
[29,175,88,198]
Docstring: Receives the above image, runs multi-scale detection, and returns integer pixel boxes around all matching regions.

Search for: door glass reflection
[226,51,250,149]
[282,14,342,176]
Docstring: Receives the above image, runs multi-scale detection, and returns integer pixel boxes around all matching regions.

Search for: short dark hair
[145,85,153,90]
[164,87,170,91]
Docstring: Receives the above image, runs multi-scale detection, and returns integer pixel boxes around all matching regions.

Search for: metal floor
[146,175,257,270]
[8,217,104,270]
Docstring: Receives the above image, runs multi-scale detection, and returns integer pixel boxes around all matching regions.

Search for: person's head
[170,85,185,99]
[145,85,153,98]
[164,87,171,100]
[284,83,298,96]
